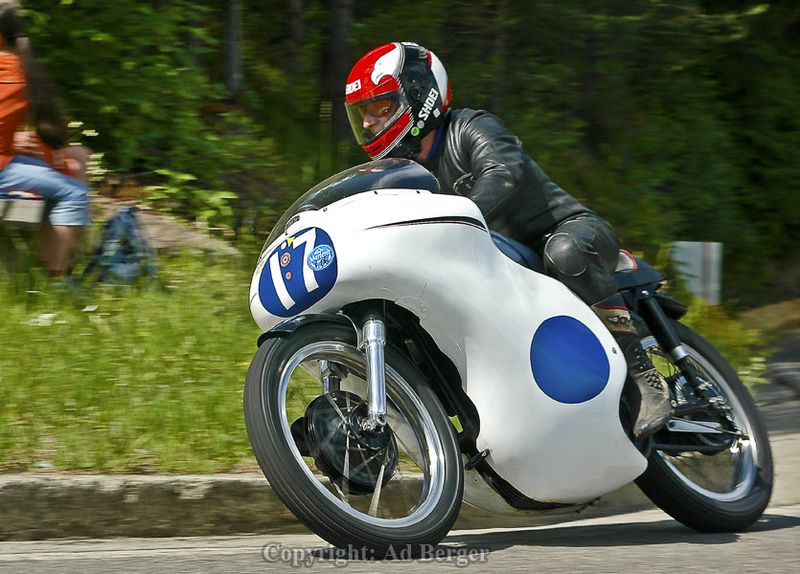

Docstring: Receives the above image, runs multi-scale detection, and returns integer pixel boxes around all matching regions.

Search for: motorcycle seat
[490,232,663,291]
[490,231,545,272]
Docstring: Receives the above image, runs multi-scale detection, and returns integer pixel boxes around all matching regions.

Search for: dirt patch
[740,299,800,334]
[92,198,241,257]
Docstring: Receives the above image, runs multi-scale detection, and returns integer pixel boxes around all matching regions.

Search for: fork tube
[362,317,387,430]
[319,360,340,394]
[640,291,686,360]
[640,291,701,387]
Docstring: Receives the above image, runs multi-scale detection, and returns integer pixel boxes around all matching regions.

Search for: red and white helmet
[345,42,452,159]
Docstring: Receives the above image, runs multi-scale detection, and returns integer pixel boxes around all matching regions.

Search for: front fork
[360,315,388,432]
[638,290,734,422]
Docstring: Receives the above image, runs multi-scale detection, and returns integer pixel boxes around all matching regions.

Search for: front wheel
[635,320,773,531]
[243,322,464,555]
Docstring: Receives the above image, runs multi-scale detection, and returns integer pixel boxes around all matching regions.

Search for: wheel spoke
[316,417,348,453]
[324,392,349,425]
[368,462,387,517]
[347,447,384,475]
[341,434,350,502]
[393,429,424,471]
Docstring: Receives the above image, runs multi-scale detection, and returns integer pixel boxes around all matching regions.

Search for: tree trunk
[224,0,243,103]
[289,0,305,80]
[489,0,509,113]
[324,0,353,143]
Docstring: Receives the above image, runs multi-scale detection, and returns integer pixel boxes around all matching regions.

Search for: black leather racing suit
[424,108,620,305]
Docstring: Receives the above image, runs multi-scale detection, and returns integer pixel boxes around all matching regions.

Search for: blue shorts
[0,155,90,226]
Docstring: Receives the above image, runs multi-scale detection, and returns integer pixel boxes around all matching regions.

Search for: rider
[344,42,672,439]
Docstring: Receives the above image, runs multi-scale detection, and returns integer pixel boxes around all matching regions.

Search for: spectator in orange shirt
[0,1,90,278]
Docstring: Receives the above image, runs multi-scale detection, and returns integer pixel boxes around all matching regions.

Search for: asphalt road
[0,505,798,574]
[767,332,800,399]
[0,333,796,574]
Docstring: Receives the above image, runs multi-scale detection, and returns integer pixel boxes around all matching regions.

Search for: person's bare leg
[38,220,56,272]
[41,225,83,278]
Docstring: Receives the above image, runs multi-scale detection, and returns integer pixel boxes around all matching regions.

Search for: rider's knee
[543,232,588,277]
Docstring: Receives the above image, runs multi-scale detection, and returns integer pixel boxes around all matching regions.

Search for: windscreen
[263,158,439,249]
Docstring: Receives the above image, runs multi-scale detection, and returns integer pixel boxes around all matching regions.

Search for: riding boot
[591,294,673,439]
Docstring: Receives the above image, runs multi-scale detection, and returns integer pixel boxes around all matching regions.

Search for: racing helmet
[345,42,452,159]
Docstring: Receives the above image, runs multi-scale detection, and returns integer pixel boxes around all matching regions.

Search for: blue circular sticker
[307,244,334,271]
[259,227,338,317]
[530,316,610,404]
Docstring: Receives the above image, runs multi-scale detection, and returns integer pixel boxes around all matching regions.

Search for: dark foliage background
[19,0,800,305]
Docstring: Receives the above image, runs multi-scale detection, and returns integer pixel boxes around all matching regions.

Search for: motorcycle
[244,158,773,554]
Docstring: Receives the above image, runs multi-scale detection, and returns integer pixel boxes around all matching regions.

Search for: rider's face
[360,99,398,136]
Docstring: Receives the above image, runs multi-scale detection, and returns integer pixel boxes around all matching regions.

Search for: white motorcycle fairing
[250,183,647,505]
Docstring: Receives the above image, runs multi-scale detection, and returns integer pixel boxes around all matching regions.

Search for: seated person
[0,2,90,278]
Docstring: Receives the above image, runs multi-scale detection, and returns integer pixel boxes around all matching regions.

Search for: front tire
[635,320,773,532]
[244,322,464,555]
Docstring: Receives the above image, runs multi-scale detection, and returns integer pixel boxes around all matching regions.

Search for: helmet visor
[345,92,406,146]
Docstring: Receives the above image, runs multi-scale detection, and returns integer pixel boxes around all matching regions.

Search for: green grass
[680,296,770,391]
[0,252,769,475]
[0,254,262,473]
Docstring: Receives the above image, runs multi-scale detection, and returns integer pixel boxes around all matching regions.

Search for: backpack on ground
[81,206,157,283]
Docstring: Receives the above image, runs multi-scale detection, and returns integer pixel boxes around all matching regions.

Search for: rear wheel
[635,320,773,531]
[244,322,464,555]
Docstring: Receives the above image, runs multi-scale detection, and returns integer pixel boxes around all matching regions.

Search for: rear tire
[635,321,773,532]
[244,322,464,556]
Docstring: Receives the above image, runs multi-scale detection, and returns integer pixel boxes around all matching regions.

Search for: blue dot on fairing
[530,316,610,404]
